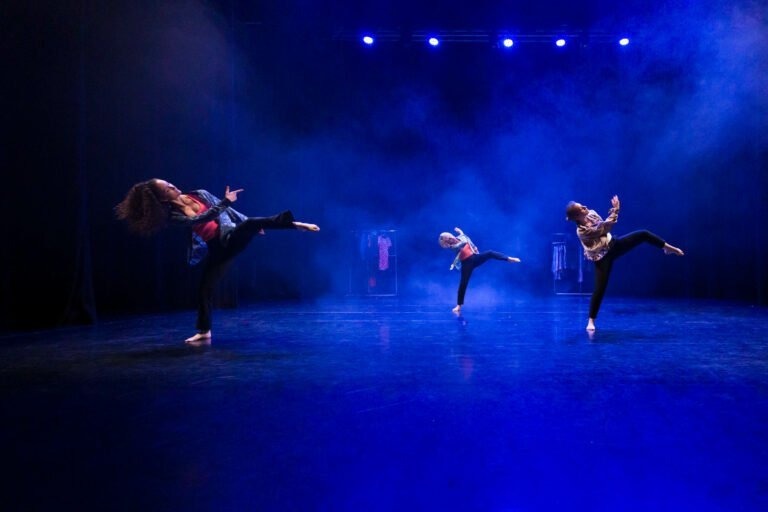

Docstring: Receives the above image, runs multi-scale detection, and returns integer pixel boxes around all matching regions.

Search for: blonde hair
[438,232,455,248]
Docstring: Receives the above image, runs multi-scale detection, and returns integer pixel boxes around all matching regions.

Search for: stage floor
[2,297,767,510]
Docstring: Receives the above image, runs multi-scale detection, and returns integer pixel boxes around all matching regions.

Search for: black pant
[589,230,665,319]
[457,251,510,306]
[196,211,296,332]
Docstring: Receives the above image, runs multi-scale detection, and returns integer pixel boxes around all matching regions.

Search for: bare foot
[294,221,320,232]
[508,257,521,263]
[452,305,462,315]
[586,319,596,331]
[663,243,684,256]
[185,331,212,346]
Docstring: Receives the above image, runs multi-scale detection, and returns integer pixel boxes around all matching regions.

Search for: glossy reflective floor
[2,297,767,511]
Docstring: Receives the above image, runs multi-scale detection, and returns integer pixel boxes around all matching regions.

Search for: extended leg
[225,211,319,254]
[224,211,297,254]
[472,250,517,268]
[611,230,683,257]
[610,230,665,258]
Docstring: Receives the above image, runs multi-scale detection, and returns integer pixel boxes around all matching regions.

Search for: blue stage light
[555,38,566,47]
[619,37,630,46]
[428,37,440,47]
[502,38,514,48]
[362,35,374,45]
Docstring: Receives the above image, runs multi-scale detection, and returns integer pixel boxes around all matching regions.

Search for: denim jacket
[169,189,248,265]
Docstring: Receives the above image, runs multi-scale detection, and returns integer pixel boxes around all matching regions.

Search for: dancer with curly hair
[116,178,319,345]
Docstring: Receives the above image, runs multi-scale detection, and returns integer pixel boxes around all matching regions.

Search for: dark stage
[5,0,768,510]
[3,297,767,510]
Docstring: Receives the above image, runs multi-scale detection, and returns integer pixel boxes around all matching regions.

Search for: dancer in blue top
[116,178,319,345]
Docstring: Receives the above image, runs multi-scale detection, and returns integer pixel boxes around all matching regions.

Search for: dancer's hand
[225,186,244,202]
[611,195,620,209]
[454,227,464,236]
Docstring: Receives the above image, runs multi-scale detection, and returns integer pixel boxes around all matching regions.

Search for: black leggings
[589,230,665,319]
[196,210,296,332]
[457,251,510,306]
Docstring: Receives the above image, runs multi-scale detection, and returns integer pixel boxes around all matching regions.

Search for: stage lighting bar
[331,29,631,48]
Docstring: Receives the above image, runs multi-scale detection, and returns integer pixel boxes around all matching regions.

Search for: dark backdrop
[3,0,767,331]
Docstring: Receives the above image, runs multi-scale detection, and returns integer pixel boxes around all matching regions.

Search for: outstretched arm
[579,195,620,238]
[602,194,620,229]
[449,252,462,270]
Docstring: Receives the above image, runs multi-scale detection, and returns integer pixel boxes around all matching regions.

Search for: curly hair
[115,179,170,235]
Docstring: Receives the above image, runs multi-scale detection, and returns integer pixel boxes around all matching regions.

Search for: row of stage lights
[360,35,631,48]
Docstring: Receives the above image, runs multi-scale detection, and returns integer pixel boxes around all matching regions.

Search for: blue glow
[619,37,630,46]
[556,38,566,47]
[428,37,440,47]
[362,35,374,45]
[502,38,514,48]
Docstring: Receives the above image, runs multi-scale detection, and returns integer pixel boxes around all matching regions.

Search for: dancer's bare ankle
[294,221,320,232]
[185,331,212,345]
[452,305,462,315]
[586,319,596,331]
[663,243,684,256]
